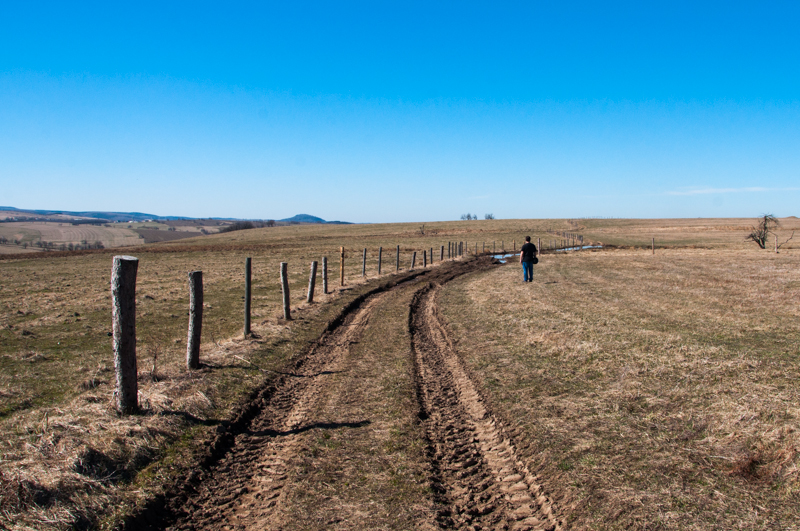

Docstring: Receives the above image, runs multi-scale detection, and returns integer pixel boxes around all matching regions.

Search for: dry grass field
[0,222,143,249]
[0,217,797,529]
[440,246,800,529]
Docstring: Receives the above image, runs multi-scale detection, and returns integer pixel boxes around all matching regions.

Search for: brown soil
[119,256,561,530]
[410,282,561,531]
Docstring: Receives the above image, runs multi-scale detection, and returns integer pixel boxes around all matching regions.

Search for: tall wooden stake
[362,248,367,277]
[396,245,400,271]
[244,257,251,337]
[280,262,292,320]
[322,256,328,294]
[187,270,203,370]
[307,261,318,303]
[112,255,139,414]
[440,245,444,261]
[378,246,382,275]
[340,247,345,286]
[411,251,416,270]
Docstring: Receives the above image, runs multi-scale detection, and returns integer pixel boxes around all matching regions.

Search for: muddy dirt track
[130,257,562,530]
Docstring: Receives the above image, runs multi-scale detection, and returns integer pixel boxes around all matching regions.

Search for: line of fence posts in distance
[187,270,203,370]
[112,255,139,414]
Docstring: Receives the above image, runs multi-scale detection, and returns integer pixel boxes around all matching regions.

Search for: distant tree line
[460,213,495,220]
[0,237,104,251]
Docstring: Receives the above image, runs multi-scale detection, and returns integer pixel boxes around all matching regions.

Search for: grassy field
[440,246,800,529]
[0,217,797,529]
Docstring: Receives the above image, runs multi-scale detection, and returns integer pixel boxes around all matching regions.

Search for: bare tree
[484,213,495,220]
[745,214,779,249]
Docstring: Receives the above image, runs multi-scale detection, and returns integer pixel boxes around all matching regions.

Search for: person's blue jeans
[522,261,534,282]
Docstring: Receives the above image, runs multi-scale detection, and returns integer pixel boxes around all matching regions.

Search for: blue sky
[1,1,798,222]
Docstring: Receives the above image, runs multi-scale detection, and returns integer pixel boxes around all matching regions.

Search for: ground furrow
[410,282,563,531]
[166,293,387,530]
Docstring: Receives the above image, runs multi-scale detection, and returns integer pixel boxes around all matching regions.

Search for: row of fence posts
[110,235,598,413]
[110,241,469,413]
[544,229,585,251]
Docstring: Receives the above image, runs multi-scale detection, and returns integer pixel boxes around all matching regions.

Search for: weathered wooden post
[340,247,345,286]
[493,241,496,253]
[396,245,400,271]
[483,242,485,253]
[187,270,203,370]
[322,257,328,294]
[378,246,382,275]
[440,245,444,261]
[538,237,541,258]
[501,240,504,252]
[513,240,516,251]
[448,242,451,259]
[423,250,427,267]
[430,247,433,263]
[652,238,655,255]
[244,257,251,337]
[460,241,463,256]
[111,255,138,414]
[411,251,416,270]
[280,262,292,320]
[362,248,367,277]
[307,261,318,303]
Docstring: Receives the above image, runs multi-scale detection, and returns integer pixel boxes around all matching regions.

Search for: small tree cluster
[484,213,495,220]
[460,213,477,220]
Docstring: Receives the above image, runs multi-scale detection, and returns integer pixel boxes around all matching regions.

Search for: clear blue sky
[1,1,798,222]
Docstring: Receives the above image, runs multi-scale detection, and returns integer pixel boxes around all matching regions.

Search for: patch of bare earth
[410,281,561,530]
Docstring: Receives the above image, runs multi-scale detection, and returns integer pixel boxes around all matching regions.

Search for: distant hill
[280,214,352,225]
[0,206,192,223]
[0,207,351,225]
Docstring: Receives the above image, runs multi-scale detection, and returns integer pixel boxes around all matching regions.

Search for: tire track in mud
[165,293,388,530]
[410,282,563,531]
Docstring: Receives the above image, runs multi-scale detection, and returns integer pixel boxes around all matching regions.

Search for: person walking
[519,236,537,282]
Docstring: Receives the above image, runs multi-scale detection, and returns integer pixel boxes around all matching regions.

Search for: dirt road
[130,258,562,530]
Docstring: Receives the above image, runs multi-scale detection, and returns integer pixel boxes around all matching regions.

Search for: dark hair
[525,236,531,242]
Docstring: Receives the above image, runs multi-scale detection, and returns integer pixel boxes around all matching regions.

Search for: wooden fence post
[448,242,451,259]
[411,251,416,270]
[340,247,345,286]
[538,237,541,258]
[652,238,655,255]
[322,257,328,294]
[244,257,251,337]
[430,247,433,263]
[378,246,382,275]
[513,240,516,251]
[475,242,477,255]
[396,245,400,271]
[307,261,318,303]
[440,245,444,261]
[362,248,367,277]
[112,255,139,414]
[187,270,203,370]
[501,240,504,252]
[423,250,427,267]
[281,262,292,320]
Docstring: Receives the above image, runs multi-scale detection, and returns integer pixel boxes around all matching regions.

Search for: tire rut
[410,282,563,531]
[167,293,387,530]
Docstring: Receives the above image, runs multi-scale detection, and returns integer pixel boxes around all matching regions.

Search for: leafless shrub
[745,214,778,249]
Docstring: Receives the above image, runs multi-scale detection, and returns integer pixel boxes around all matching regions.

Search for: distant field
[0,222,143,249]
[0,217,797,529]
